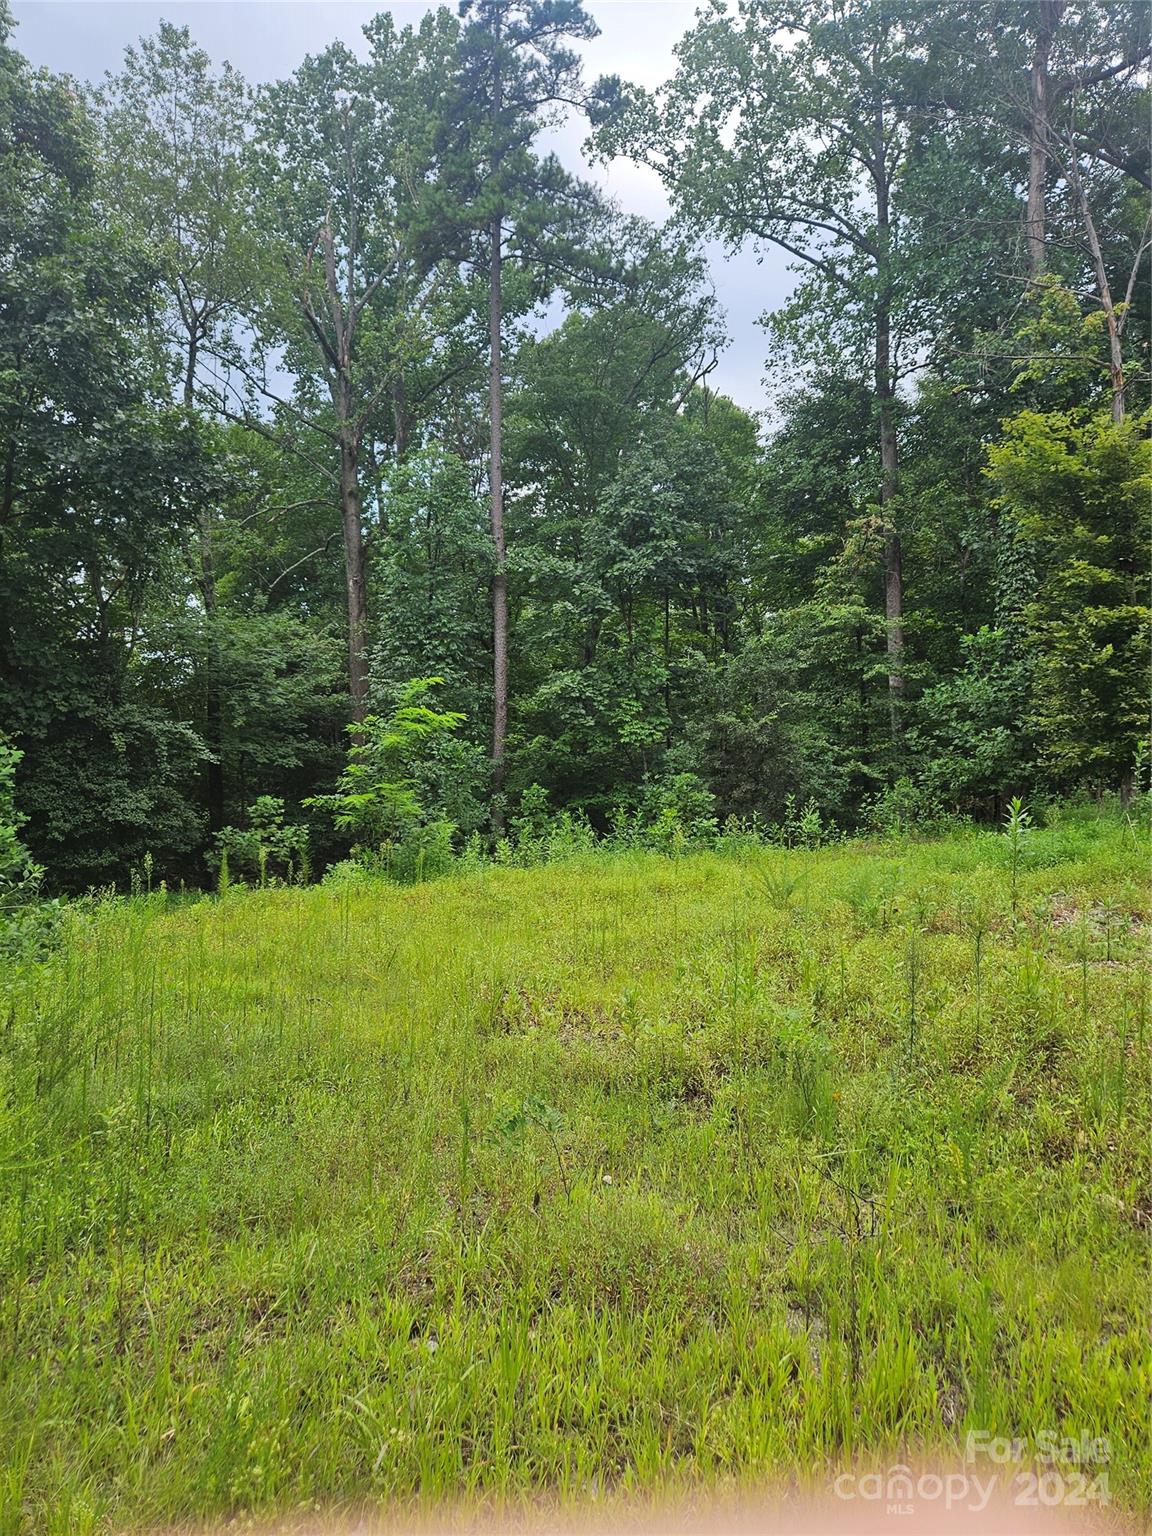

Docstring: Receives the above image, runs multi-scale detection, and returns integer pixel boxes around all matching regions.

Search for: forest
[0,0,1149,895]
[0,4,1150,1528]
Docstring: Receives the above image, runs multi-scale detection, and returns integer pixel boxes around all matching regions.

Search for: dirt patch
[158,1482,1139,1536]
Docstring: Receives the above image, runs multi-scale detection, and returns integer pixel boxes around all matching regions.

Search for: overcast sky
[10,0,796,416]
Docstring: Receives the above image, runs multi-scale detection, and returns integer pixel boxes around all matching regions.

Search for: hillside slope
[0,811,1148,1531]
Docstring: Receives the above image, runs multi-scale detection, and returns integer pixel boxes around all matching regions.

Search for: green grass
[1,808,1149,1532]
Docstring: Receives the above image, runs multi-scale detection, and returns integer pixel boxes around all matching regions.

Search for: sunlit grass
[0,807,1148,1533]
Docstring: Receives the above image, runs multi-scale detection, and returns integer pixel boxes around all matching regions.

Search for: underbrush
[318,789,1147,890]
[0,811,1147,1532]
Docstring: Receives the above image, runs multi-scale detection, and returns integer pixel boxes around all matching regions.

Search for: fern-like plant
[306,678,466,858]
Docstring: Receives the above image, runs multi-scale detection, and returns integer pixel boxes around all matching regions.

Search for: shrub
[635,772,720,851]
[772,793,834,849]
[209,796,309,886]
[307,678,466,880]
[0,737,59,959]
[0,738,38,907]
[862,777,949,838]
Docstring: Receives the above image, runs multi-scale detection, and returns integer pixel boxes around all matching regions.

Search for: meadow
[0,807,1148,1533]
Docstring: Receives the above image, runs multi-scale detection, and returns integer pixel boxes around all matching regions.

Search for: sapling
[974,926,984,1032]
[1003,796,1032,916]
[905,932,920,1053]
[458,1099,473,1207]
[490,1097,571,1201]
[306,678,465,878]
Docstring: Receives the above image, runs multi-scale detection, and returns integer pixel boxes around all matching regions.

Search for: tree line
[0,0,1148,890]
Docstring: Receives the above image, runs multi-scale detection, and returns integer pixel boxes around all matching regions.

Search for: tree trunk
[316,204,371,722]
[1026,2,1063,278]
[872,109,903,752]
[199,519,225,833]
[392,374,411,461]
[340,434,370,718]
[1103,310,1126,425]
[878,363,904,752]
[185,336,226,833]
[0,444,16,681]
[663,589,671,722]
[488,44,508,823]
[1072,171,1126,423]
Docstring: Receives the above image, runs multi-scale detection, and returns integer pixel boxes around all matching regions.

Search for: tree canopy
[1,0,1148,889]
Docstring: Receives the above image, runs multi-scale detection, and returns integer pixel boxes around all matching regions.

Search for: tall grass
[0,808,1147,1532]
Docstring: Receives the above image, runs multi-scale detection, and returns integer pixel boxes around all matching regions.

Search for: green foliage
[912,627,1035,814]
[249,10,468,417]
[502,783,596,865]
[489,1094,571,1200]
[0,738,38,904]
[3,4,1152,1522]
[96,20,258,400]
[3,0,1149,889]
[691,624,866,827]
[442,0,600,269]
[0,736,62,959]
[635,771,719,852]
[210,797,309,887]
[988,408,1152,789]
[369,450,491,727]
[0,15,223,890]
[1002,795,1032,915]
[306,678,467,867]
[862,776,946,838]
[774,794,833,851]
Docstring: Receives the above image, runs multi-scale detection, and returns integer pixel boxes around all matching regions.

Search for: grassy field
[0,808,1148,1533]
